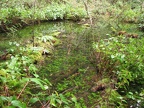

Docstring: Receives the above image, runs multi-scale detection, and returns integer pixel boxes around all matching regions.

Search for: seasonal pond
[0,20,144,107]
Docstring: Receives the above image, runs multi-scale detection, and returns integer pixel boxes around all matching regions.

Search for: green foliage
[1,0,144,107]
[93,35,144,106]
[0,2,86,30]
[0,96,27,108]
[93,36,144,83]
[45,3,66,20]
[0,21,86,107]
[122,9,140,23]
[0,42,50,108]
[46,92,70,107]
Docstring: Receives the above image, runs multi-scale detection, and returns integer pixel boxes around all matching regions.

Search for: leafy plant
[122,9,140,23]
[92,34,144,107]
[0,1,87,33]
[0,42,50,108]
[46,92,70,108]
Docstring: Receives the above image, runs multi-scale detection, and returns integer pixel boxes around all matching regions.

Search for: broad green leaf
[71,95,77,103]
[29,64,37,73]
[29,97,39,104]
[33,74,39,78]
[30,78,45,90]
[50,98,57,107]
[52,31,61,37]
[11,100,26,108]
[56,99,62,104]
[59,94,69,104]
[44,85,49,90]
[0,96,8,102]
[0,69,7,76]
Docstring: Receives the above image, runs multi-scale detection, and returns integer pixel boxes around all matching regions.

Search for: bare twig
[82,0,93,26]
[17,81,29,99]
[41,101,50,108]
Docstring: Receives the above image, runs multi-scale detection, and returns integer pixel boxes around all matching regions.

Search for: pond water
[0,20,111,107]
[0,20,143,107]
[0,20,113,50]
